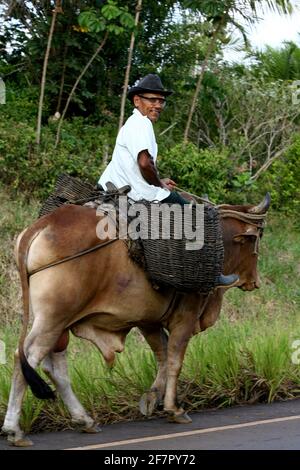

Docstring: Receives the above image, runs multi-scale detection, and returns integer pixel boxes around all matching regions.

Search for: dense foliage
[0,0,299,213]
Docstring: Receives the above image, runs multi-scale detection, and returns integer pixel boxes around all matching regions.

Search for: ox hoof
[7,433,33,447]
[166,410,192,424]
[139,389,161,417]
[82,424,102,434]
[72,419,101,434]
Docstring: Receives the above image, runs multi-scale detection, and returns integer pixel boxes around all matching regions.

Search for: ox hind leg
[2,322,67,446]
[41,350,100,433]
[139,326,168,417]
[2,349,33,446]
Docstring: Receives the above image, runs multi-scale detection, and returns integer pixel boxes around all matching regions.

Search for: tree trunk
[184,21,223,143]
[36,1,62,146]
[250,149,284,182]
[56,41,69,114]
[118,0,143,131]
[55,31,108,148]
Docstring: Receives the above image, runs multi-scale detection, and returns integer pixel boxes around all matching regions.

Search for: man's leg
[161,191,190,206]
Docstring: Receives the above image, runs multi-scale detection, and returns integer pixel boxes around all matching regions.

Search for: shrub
[158,142,236,203]
[0,116,115,199]
[253,135,300,215]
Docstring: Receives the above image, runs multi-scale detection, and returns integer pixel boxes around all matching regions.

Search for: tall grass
[0,185,40,326]
[0,187,299,432]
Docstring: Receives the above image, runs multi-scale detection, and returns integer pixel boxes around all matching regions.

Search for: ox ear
[233,229,258,244]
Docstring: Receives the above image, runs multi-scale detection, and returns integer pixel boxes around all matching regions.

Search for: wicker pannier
[135,201,224,293]
[39,174,98,217]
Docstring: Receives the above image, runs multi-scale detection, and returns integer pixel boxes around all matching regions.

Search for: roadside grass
[0,185,40,326]
[182,314,300,409]
[0,186,299,432]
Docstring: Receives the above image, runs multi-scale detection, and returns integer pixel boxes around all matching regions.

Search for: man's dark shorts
[162,191,189,206]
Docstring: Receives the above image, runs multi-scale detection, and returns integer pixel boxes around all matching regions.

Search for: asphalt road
[1,399,300,451]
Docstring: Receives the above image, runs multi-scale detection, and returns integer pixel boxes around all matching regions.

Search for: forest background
[0,0,299,214]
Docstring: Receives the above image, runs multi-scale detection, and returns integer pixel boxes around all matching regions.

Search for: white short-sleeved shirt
[99,108,170,201]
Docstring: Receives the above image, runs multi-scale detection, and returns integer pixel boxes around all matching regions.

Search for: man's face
[133,93,166,122]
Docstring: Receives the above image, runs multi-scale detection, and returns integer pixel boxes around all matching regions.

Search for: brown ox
[2,194,270,446]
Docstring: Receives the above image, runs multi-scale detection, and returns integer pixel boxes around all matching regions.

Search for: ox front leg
[42,351,100,433]
[139,326,168,416]
[164,295,201,424]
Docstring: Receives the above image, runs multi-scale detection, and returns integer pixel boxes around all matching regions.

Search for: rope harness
[175,186,266,254]
[28,203,267,277]
[218,208,266,255]
[29,238,118,277]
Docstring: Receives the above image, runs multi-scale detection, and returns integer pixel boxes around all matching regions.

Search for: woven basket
[38,176,223,293]
[39,174,99,217]
[53,173,96,200]
[136,201,224,293]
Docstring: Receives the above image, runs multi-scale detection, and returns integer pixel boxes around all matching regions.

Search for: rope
[218,209,267,227]
[31,192,266,277]
[29,238,118,277]
[69,191,129,205]
[174,186,216,205]
[175,186,267,227]
[218,208,266,255]
[175,185,266,227]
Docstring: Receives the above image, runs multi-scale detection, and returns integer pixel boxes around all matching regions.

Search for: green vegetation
[0,108,112,197]
[1,1,299,210]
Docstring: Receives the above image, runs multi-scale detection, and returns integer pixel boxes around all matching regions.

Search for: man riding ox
[2,184,270,446]
[99,74,239,290]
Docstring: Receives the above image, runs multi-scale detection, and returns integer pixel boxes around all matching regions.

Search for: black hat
[127,74,173,102]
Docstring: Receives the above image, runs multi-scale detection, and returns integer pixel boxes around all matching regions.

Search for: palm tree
[254,41,300,81]
[183,0,293,143]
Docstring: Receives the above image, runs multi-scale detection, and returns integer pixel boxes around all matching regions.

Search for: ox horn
[248,192,271,214]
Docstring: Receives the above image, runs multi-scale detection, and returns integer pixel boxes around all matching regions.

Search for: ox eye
[233,235,246,244]
[234,234,257,244]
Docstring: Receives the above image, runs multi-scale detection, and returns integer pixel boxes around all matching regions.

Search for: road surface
[1,399,300,451]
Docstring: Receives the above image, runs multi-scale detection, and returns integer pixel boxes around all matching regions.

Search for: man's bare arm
[138,150,163,187]
[138,150,177,190]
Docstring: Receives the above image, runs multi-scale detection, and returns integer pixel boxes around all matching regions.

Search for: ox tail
[17,225,55,400]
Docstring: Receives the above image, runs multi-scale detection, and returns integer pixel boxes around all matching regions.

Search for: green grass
[0,184,40,326]
[0,187,299,432]
[182,314,300,408]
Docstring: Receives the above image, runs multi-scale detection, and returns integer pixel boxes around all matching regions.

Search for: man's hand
[161,178,176,191]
